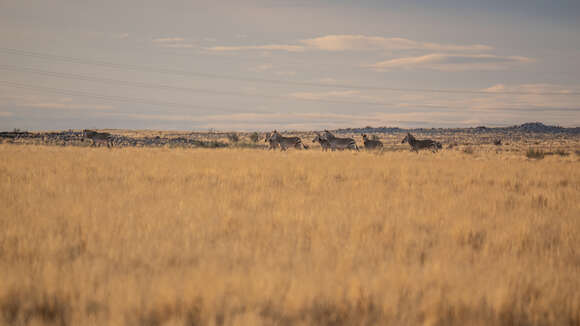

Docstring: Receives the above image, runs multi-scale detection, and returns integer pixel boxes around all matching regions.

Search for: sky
[0,0,579,131]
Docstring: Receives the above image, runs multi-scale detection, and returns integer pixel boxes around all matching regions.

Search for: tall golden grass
[0,144,579,325]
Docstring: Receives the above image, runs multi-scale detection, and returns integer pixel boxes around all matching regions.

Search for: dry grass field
[1,143,579,325]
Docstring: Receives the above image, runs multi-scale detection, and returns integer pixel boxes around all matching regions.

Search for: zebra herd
[80,128,442,153]
[266,130,442,153]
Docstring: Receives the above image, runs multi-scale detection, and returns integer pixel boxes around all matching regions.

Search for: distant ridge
[334,122,580,134]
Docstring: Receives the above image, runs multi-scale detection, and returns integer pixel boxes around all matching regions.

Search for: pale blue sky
[1,0,579,130]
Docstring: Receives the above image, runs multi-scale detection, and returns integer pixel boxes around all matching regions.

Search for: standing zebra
[323,130,358,151]
[264,132,279,150]
[361,134,383,150]
[267,130,308,151]
[401,133,441,153]
[83,129,114,148]
[312,132,331,151]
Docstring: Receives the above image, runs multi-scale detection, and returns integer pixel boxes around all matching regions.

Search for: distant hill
[334,122,580,134]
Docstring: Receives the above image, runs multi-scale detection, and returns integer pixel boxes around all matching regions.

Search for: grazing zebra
[267,130,308,151]
[323,130,358,151]
[83,129,113,148]
[312,133,331,151]
[401,133,441,153]
[361,134,383,150]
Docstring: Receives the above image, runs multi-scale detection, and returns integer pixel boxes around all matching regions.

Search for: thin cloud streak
[206,44,305,52]
[206,34,492,53]
[369,54,533,71]
[152,37,185,43]
[301,35,492,52]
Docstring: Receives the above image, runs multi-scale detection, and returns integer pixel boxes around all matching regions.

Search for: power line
[2,47,578,96]
[0,65,399,107]
[0,81,247,114]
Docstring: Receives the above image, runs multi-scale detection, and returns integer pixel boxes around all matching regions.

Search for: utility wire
[2,47,578,96]
[0,81,248,114]
[0,65,399,107]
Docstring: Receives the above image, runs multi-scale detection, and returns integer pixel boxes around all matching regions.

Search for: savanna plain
[1,140,579,326]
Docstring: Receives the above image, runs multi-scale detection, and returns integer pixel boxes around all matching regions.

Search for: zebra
[401,133,441,153]
[323,130,358,151]
[361,134,383,150]
[267,130,308,151]
[83,129,114,148]
[312,132,331,151]
[264,132,279,150]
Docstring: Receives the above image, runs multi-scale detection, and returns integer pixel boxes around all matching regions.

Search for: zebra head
[361,134,369,141]
[323,129,335,139]
[401,133,414,144]
[312,132,323,143]
[268,130,282,142]
[265,130,280,142]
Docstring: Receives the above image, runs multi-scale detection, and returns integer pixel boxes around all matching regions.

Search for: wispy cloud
[206,34,491,53]
[158,43,195,48]
[24,102,114,110]
[300,35,492,52]
[289,90,388,104]
[369,54,533,71]
[152,37,185,43]
[470,83,580,112]
[482,83,579,95]
[290,90,362,100]
[206,44,305,52]
[7,96,115,111]
[152,37,195,48]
